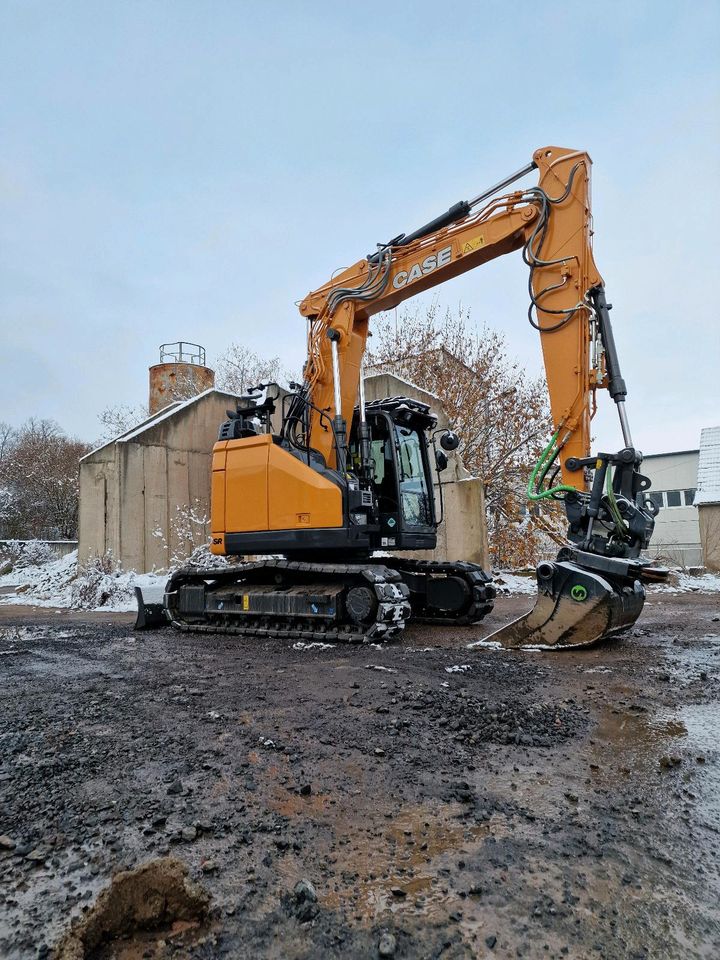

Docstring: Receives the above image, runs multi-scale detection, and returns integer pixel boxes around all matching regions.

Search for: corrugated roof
[695,426,720,505]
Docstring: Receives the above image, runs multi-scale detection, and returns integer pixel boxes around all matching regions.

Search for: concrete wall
[78,445,118,563]
[363,373,489,567]
[431,478,488,565]
[642,450,701,567]
[79,390,240,572]
[696,426,720,571]
[699,505,720,571]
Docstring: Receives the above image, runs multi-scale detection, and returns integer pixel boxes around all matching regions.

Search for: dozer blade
[134,585,170,630]
[485,557,646,650]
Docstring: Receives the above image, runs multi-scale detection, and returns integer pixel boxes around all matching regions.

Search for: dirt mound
[55,857,210,960]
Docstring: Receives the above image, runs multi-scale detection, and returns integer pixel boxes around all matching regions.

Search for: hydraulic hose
[527,431,578,501]
[605,466,629,536]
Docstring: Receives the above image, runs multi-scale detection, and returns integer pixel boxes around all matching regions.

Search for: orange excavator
[136,145,667,648]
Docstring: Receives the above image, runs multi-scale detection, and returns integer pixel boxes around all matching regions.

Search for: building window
[665,490,682,508]
[648,492,663,511]
[683,488,696,506]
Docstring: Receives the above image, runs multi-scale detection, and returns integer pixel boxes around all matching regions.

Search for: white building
[695,426,720,571]
[641,449,701,567]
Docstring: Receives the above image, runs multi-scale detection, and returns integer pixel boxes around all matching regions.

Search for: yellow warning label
[242,595,249,611]
[461,235,485,255]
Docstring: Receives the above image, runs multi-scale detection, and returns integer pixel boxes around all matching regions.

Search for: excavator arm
[298,146,603,485]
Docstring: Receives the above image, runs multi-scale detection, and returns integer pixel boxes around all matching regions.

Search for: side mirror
[440,430,459,452]
[435,450,449,472]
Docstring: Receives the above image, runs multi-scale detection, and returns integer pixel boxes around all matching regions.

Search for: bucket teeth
[485,559,646,650]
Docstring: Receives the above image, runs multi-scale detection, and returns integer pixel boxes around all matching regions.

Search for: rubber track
[166,559,411,644]
[383,557,496,625]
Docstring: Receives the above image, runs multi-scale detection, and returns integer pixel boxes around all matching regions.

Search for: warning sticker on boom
[461,235,485,255]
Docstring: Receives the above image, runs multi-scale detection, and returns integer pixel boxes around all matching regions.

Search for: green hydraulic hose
[605,465,629,536]
[527,430,579,501]
[527,434,630,540]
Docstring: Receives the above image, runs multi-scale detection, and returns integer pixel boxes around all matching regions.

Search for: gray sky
[1,0,718,453]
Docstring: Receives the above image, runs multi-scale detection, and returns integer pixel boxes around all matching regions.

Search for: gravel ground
[0,594,719,959]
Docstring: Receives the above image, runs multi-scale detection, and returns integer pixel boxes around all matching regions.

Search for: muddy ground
[1,593,719,960]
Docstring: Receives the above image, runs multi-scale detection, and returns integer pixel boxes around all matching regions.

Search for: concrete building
[695,426,720,571]
[79,388,241,572]
[642,449,701,567]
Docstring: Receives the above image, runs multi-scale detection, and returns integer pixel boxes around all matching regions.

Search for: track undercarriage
[137,557,496,643]
[134,550,667,650]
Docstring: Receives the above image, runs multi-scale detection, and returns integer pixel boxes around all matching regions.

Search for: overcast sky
[1,0,718,453]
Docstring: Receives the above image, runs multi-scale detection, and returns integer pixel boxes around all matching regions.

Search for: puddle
[270,791,501,937]
[676,702,720,752]
[593,706,686,778]
[285,801,500,937]
[676,703,720,825]
[593,702,720,826]
[595,703,719,761]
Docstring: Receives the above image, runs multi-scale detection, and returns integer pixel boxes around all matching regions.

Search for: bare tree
[97,403,149,442]
[0,419,91,540]
[213,344,285,394]
[0,422,15,465]
[96,371,210,443]
[367,303,565,567]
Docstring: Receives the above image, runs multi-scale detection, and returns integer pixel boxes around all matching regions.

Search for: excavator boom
[299,147,602,485]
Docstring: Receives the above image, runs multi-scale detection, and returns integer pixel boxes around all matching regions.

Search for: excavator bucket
[485,555,649,650]
[134,585,170,630]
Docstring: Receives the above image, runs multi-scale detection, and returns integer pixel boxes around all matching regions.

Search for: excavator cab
[347,398,439,553]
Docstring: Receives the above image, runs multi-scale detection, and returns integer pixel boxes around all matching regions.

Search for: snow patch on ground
[466,637,543,652]
[493,568,720,596]
[491,571,537,595]
[292,642,336,651]
[467,637,503,650]
[649,571,720,594]
[0,550,166,612]
[0,543,239,613]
